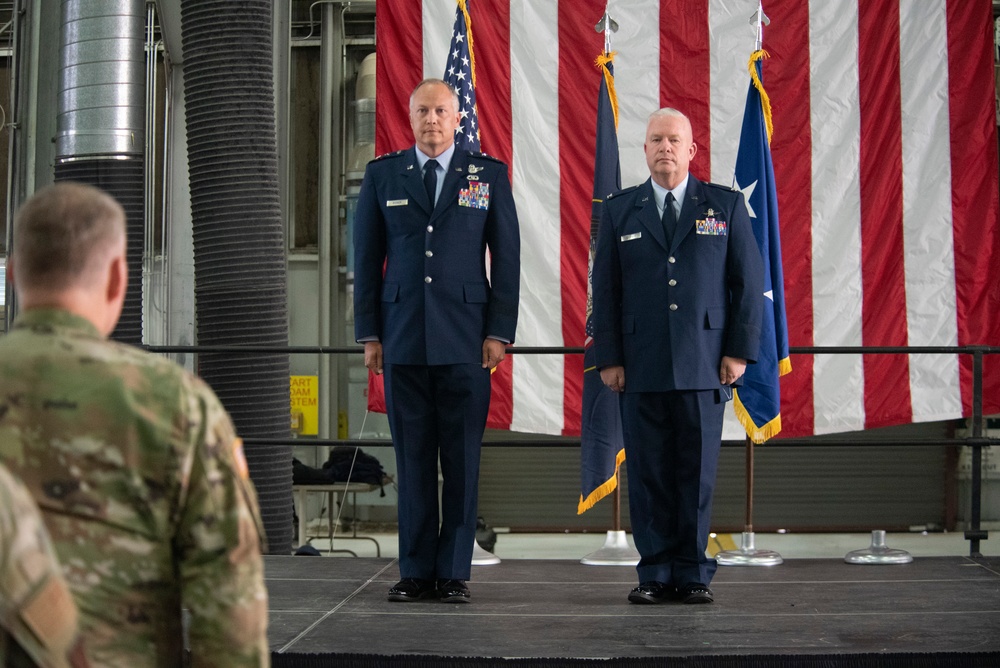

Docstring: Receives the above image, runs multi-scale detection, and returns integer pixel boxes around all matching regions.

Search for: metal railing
[147,342,1000,557]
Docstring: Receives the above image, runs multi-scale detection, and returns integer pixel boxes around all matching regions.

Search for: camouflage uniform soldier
[0,463,86,668]
[0,182,270,667]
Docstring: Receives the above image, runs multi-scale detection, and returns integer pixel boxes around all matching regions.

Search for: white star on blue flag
[444,2,480,152]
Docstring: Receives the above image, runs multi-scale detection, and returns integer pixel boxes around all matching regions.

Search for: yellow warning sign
[290,375,319,436]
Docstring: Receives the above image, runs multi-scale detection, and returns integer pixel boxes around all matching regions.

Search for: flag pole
[716,436,782,565]
[611,470,621,532]
[716,2,781,567]
[744,435,754,531]
[579,6,638,567]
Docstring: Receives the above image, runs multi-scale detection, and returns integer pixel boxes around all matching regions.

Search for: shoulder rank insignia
[468,151,502,164]
[372,149,404,162]
[608,184,638,200]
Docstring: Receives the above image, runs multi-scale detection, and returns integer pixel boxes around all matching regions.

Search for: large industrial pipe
[54,0,145,345]
[180,0,292,554]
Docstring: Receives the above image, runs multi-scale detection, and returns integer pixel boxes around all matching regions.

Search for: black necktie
[424,159,439,206]
[662,192,676,244]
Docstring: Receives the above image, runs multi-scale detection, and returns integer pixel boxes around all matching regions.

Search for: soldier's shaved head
[12,182,125,291]
[9,182,128,335]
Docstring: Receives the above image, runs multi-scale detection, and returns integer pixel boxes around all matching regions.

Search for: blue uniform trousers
[621,389,725,588]
[383,362,491,581]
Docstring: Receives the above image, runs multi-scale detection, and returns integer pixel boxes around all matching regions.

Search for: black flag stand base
[717,436,784,566]
[581,470,640,566]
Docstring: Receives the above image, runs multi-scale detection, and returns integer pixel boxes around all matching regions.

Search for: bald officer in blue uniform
[592,108,763,605]
[353,79,520,603]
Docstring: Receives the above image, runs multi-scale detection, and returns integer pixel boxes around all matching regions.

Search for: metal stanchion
[581,473,640,566]
[472,538,501,565]
[580,529,639,566]
[717,436,783,566]
[844,530,912,564]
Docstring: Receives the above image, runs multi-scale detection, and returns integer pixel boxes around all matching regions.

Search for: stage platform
[264,554,1000,667]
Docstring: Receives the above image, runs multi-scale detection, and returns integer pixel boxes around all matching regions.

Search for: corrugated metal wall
[478,423,953,532]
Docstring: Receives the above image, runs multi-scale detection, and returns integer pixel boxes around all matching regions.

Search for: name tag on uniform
[387,199,408,207]
[620,232,642,242]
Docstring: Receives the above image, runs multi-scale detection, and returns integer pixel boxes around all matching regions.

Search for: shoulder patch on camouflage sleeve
[232,438,249,480]
[20,575,78,657]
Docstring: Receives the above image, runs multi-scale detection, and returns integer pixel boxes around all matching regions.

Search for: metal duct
[180,0,292,554]
[56,0,144,157]
[53,159,144,344]
[55,0,145,346]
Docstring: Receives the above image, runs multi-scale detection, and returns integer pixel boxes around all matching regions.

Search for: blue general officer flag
[579,52,624,514]
[444,0,480,152]
[732,50,791,443]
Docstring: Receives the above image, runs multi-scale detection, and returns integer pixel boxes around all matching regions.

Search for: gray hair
[648,107,689,124]
[409,78,461,113]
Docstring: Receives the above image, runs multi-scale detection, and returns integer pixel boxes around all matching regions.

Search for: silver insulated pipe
[54,0,145,345]
[56,0,144,157]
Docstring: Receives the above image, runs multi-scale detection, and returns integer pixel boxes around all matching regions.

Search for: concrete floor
[298,526,998,561]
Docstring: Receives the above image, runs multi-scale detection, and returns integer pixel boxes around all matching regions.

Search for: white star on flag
[735,178,758,219]
[444,2,480,152]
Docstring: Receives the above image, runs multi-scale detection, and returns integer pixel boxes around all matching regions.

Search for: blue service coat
[353,147,520,363]
[592,176,764,390]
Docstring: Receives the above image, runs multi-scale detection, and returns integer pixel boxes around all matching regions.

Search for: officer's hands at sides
[483,339,506,370]
[602,358,746,394]
[365,341,383,375]
[720,356,747,386]
[366,339,507,373]
[601,365,625,393]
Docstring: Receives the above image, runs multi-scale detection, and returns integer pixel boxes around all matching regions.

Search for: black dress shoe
[437,579,471,603]
[627,581,676,604]
[387,578,436,602]
[680,584,714,604]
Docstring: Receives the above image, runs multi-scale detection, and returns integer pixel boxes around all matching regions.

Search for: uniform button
[668,256,676,264]
[427,225,434,233]
[669,303,678,311]
[424,276,432,283]
[668,279,677,286]
[425,250,433,257]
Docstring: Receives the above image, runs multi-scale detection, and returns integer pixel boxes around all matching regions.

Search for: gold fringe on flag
[778,356,792,377]
[576,445,626,514]
[748,49,773,143]
[594,51,619,130]
[458,0,477,87]
[733,389,782,445]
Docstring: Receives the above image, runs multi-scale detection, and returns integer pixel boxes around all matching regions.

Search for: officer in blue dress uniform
[592,108,763,604]
[353,79,520,603]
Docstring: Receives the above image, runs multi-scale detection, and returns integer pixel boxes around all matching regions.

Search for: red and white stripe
[376,0,1000,437]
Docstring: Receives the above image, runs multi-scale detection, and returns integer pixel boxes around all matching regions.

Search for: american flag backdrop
[374,0,1000,439]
